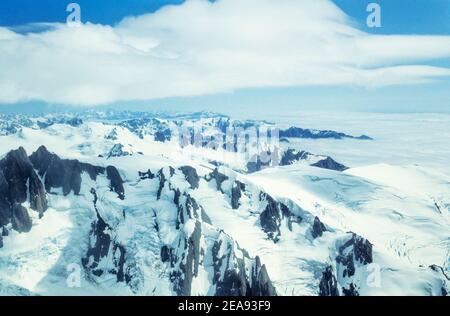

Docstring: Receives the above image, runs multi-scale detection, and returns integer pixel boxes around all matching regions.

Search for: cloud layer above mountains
[1,0,450,106]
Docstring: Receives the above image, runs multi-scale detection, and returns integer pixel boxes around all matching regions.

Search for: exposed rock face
[214,244,277,296]
[0,170,11,226]
[259,193,300,243]
[107,143,133,158]
[11,203,32,233]
[179,166,200,189]
[106,166,125,200]
[248,256,277,296]
[28,171,47,217]
[30,146,125,200]
[160,245,172,263]
[0,147,48,230]
[338,233,373,269]
[164,226,277,296]
[82,189,133,284]
[154,128,172,142]
[231,181,245,210]
[156,167,175,199]
[312,216,327,239]
[206,168,229,193]
[320,233,374,296]
[312,157,348,172]
[30,146,104,196]
[279,127,372,140]
[280,149,349,172]
[170,220,203,296]
[177,191,211,227]
[342,283,359,296]
[280,149,307,166]
[155,166,276,296]
[138,169,155,180]
[319,266,339,296]
[157,167,211,227]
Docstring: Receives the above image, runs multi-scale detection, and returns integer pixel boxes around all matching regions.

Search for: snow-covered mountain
[0,111,448,296]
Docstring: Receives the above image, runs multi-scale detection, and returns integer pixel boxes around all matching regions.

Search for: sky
[0,0,449,113]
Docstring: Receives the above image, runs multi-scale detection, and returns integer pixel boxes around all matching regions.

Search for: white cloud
[0,0,450,106]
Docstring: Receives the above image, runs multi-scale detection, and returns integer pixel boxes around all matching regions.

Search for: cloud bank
[1,0,450,106]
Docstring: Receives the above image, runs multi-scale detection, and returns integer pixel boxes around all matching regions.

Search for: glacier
[0,110,448,296]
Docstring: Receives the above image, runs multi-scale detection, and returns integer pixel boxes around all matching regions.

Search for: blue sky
[1,0,448,33]
[0,0,183,27]
[0,0,449,113]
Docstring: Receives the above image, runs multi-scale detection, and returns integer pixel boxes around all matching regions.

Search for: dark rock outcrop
[30,146,104,196]
[28,171,47,217]
[280,149,349,172]
[160,245,172,263]
[30,146,125,200]
[156,166,276,296]
[312,216,327,239]
[107,144,132,158]
[106,166,125,200]
[319,233,373,296]
[249,256,278,296]
[175,190,212,227]
[172,221,202,296]
[279,127,372,140]
[138,169,155,180]
[312,157,348,172]
[0,147,48,229]
[338,233,373,268]
[179,166,200,190]
[11,203,32,233]
[156,167,175,199]
[0,170,11,226]
[331,233,373,296]
[154,128,172,142]
[82,189,131,284]
[156,167,210,227]
[213,235,277,296]
[342,283,359,296]
[280,149,307,166]
[231,181,245,210]
[206,168,229,193]
[319,266,339,296]
[259,193,300,243]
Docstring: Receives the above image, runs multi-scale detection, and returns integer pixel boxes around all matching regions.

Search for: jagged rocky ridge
[0,146,124,241]
[205,166,327,244]
[280,149,348,172]
[0,111,358,175]
[0,140,446,296]
[82,188,137,287]
[0,145,279,295]
[279,127,372,140]
[153,166,277,296]
[30,146,124,199]
[319,233,373,296]
[0,147,48,236]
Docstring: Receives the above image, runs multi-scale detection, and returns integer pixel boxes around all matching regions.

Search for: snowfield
[0,111,448,296]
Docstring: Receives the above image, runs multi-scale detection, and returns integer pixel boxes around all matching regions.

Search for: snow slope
[0,111,448,296]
